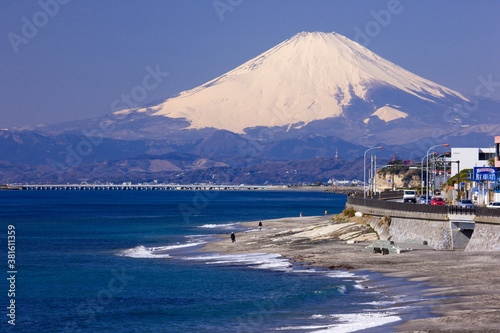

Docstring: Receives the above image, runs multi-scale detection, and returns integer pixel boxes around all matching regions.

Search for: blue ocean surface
[1,190,431,332]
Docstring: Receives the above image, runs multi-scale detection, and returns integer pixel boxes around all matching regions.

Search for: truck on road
[403,190,417,203]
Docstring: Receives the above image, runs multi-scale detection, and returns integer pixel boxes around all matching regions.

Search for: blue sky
[1,0,499,128]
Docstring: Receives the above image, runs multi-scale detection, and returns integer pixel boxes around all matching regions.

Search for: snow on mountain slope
[116,31,467,134]
[366,105,409,123]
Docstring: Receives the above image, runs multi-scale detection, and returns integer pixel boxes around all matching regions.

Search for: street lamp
[426,144,449,203]
[421,153,432,197]
[364,146,383,200]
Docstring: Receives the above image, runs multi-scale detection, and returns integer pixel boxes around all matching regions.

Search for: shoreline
[203,215,500,332]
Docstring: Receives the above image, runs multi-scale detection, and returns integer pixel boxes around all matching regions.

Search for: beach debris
[366,240,433,254]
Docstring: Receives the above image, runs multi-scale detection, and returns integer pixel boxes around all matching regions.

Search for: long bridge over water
[20,184,268,191]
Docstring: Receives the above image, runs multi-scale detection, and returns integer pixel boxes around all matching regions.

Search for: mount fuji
[132,31,466,134]
[3,31,499,183]
[34,31,498,145]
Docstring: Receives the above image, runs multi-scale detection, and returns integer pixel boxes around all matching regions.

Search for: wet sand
[203,215,500,332]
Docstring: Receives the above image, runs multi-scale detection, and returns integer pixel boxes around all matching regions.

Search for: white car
[403,190,417,203]
[487,202,500,208]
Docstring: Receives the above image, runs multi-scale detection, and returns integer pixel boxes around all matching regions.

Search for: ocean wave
[360,300,396,307]
[279,312,401,332]
[181,253,292,271]
[117,246,172,259]
[149,242,205,251]
[198,223,239,229]
[117,241,205,259]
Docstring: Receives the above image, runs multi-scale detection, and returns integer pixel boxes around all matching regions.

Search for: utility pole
[370,154,373,196]
[432,153,436,194]
[392,165,395,191]
[426,144,449,203]
[364,146,383,201]
[444,156,447,185]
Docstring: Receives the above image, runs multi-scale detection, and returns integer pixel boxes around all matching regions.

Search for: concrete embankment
[466,220,500,252]
[350,203,453,250]
[350,202,500,252]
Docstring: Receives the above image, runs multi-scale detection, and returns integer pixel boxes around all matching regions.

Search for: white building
[450,147,496,176]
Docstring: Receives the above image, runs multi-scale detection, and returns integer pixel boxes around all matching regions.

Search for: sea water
[0,190,431,332]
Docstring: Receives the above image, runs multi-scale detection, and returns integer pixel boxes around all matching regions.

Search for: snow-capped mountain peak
[118,31,467,134]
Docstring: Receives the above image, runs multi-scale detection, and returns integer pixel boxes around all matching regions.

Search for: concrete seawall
[349,203,500,252]
[389,218,452,250]
[466,221,500,252]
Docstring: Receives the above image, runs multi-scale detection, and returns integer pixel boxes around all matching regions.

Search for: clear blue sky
[1,0,499,128]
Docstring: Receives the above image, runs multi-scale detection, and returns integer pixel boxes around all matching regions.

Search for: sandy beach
[203,215,500,332]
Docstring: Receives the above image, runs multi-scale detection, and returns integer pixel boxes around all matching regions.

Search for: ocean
[1,190,432,332]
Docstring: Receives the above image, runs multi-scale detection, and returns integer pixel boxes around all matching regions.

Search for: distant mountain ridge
[2,31,499,184]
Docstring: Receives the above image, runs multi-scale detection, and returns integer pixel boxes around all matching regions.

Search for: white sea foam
[149,242,205,251]
[117,241,205,259]
[117,246,172,259]
[353,282,367,290]
[279,312,401,332]
[325,271,357,278]
[277,324,332,331]
[337,285,347,294]
[198,223,239,229]
[313,312,401,333]
[182,253,292,271]
[360,300,396,307]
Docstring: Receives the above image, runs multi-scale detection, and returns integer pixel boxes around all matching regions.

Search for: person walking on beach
[258,221,262,231]
[230,232,236,243]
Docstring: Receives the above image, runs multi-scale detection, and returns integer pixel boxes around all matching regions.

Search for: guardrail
[476,207,500,217]
[347,196,500,218]
[449,206,476,215]
[379,191,404,200]
[347,196,448,214]
[353,191,403,200]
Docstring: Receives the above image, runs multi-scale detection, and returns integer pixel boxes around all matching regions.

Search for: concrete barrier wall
[348,202,500,252]
[389,218,452,250]
[466,223,500,252]
[349,204,448,221]
[350,204,451,250]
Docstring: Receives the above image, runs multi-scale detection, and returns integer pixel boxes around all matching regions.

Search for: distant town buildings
[449,136,500,203]
[451,146,496,176]
[496,136,500,168]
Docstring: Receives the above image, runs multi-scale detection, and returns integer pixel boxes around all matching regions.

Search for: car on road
[418,195,432,204]
[456,199,475,208]
[403,190,417,203]
[487,202,500,208]
[431,197,445,206]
